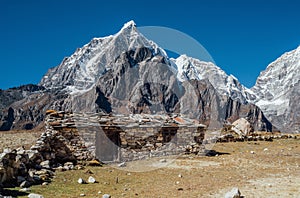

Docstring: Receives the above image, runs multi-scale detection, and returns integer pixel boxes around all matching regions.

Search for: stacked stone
[0,147,55,189]
[215,133,298,143]
[0,110,94,189]
[42,110,94,162]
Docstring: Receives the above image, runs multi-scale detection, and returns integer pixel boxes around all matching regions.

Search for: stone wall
[98,125,205,162]
[45,111,206,162]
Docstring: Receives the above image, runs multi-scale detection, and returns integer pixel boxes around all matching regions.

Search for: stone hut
[45,111,206,163]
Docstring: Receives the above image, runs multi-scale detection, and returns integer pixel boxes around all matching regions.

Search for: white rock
[250,151,255,154]
[263,148,268,151]
[28,193,44,198]
[224,187,241,198]
[118,162,126,167]
[102,194,111,198]
[79,194,85,197]
[77,178,85,184]
[19,188,31,192]
[88,176,96,183]
[40,160,50,169]
[64,162,74,170]
[20,180,31,188]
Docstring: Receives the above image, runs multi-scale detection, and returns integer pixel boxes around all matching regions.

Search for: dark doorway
[96,129,121,162]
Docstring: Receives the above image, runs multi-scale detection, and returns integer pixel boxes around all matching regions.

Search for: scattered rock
[88,176,96,183]
[118,162,126,167]
[75,164,84,170]
[64,162,74,170]
[3,148,12,153]
[98,191,102,194]
[102,194,111,198]
[28,193,44,198]
[35,169,52,176]
[40,160,50,169]
[55,166,66,172]
[178,174,183,178]
[78,178,86,184]
[85,169,93,174]
[20,180,31,188]
[225,187,241,198]
[264,148,269,151]
[19,188,31,192]
[79,193,85,197]
[87,159,102,166]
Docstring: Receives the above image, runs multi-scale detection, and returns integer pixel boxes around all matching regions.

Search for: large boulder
[232,118,252,136]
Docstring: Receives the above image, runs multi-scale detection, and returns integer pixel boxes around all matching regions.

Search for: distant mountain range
[0,21,299,133]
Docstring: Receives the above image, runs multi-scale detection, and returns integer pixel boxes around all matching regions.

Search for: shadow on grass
[205,149,230,157]
[1,188,29,197]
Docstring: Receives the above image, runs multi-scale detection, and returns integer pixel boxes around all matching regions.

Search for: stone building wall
[45,111,206,162]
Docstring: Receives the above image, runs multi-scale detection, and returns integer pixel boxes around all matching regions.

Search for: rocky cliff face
[71,46,273,131]
[250,46,300,133]
[0,21,274,132]
[180,80,272,131]
[0,85,46,130]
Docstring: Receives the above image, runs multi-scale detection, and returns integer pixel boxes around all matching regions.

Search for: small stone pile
[0,110,95,190]
[0,147,55,189]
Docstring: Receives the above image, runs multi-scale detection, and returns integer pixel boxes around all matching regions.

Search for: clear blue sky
[1,0,300,89]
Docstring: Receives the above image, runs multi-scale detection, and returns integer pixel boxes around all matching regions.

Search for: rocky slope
[0,21,274,131]
[250,46,300,133]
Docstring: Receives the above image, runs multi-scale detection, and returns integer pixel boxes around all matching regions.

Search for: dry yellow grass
[4,138,298,198]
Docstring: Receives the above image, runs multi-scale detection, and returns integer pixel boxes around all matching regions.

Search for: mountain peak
[122,20,136,29]
[39,19,166,92]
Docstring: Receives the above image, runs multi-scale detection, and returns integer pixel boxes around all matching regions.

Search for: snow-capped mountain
[251,46,300,133]
[40,20,167,93]
[172,55,254,104]
[0,20,275,131]
[40,20,251,105]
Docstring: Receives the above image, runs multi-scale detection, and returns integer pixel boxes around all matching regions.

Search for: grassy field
[2,138,299,198]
